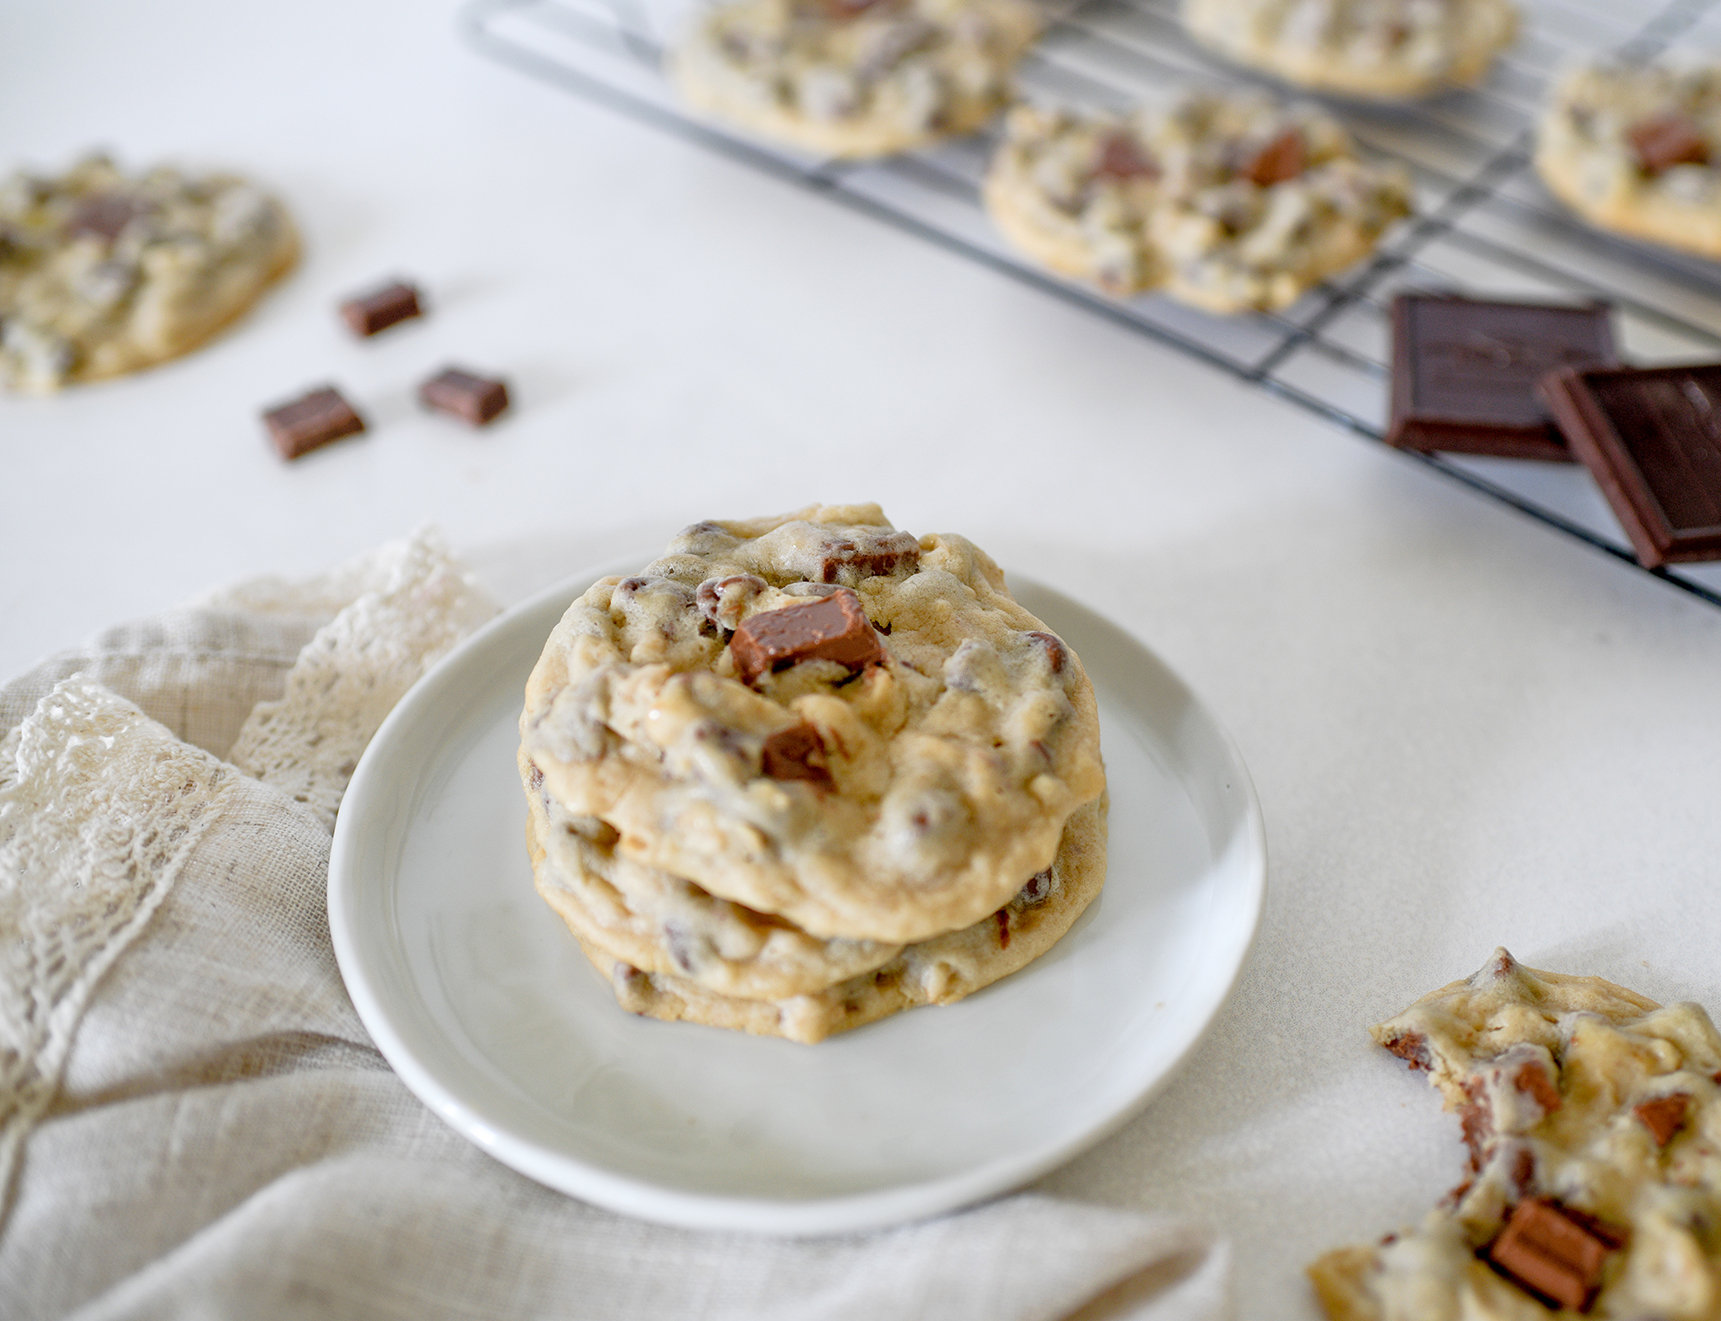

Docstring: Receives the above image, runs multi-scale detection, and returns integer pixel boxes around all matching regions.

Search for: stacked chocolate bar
[516,507,1109,1043]
[1388,293,1721,569]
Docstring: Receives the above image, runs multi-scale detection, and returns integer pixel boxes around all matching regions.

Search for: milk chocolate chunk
[1389,295,1616,461]
[419,367,510,426]
[1628,112,1710,175]
[340,280,422,337]
[818,531,920,583]
[1094,131,1158,182]
[64,193,145,243]
[761,722,831,783]
[262,386,366,460]
[1634,1093,1691,1146]
[1538,363,1721,566]
[1486,1198,1621,1312]
[1240,129,1305,187]
[730,588,885,687]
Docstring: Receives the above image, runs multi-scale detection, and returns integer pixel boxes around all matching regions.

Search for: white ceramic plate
[328,564,1267,1234]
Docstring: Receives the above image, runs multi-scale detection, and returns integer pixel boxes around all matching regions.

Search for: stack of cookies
[517,505,1107,1043]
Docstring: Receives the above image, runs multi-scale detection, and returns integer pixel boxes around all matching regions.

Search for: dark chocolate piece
[1094,132,1158,182]
[1486,1198,1622,1312]
[818,530,919,583]
[419,367,509,426]
[1389,295,1617,461]
[262,386,366,460]
[340,280,422,337]
[1634,1093,1691,1146]
[65,193,145,243]
[1538,362,1721,566]
[761,722,831,783]
[1628,112,1710,176]
[730,589,885,687]
[1240,129,1305,187]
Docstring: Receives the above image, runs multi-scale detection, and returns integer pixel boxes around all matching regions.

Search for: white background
[5,1,1721,1315]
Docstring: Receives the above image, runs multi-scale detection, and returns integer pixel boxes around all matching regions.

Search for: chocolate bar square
[262,386,366,460]
[340,280,422,337]
[1538,362,1721,567]
[1388,295,1617,461]
[418,367,509,426]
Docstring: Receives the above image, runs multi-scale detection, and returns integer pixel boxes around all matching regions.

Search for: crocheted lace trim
[226,530,498,831]
[0,682,236,1214]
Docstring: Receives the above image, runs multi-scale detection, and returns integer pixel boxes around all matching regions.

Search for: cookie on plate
[535,789,1106,1044]
[670,0,1043,159]
[1310,949,1721,1319]
[0,153,297,392]
[1182,0,1518,101]
[1537,62,1721,260]
[520,505,1106,947]
[985,92,1413,312]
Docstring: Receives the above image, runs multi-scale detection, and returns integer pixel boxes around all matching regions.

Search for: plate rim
[328,561,1268,1234]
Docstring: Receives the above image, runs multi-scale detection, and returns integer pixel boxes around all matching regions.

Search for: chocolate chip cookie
[1182,0,1517,101]
[985,91,1413,312]
[1537,62,1721,260]
[671,0,1043,158]
[520,505,1106,946]
[0,153,297,391]
[1310,949,1721,1319]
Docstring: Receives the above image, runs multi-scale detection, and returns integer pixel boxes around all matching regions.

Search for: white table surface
[6,2,1721,1316]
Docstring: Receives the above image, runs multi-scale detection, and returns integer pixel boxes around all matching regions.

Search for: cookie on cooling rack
[1182,0,1518,100]
[1537,62,1721,260]
[569,798,1107,1044]
[0,153,297,392]
[1309,948,1721,1319]
[981,104,1168,294]
[985,91,1412,312]
[519,504,1106,947]
[669,0,1043,158]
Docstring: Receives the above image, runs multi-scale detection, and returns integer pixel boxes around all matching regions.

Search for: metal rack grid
[462,0,1721,608]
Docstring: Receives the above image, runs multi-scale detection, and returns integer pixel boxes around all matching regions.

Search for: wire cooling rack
[461,0,1721,607]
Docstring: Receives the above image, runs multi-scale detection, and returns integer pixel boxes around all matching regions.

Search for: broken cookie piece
[1310,949,1721,1320]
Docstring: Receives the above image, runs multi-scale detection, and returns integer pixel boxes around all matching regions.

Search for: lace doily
[0,529,497,1219]
[226,531,498,830]
[0,681,236,1215]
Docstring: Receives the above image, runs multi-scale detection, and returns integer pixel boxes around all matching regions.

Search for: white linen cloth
[0,533,1228,1321]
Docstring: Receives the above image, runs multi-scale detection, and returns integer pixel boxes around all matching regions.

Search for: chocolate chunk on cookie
[730,588,885,687]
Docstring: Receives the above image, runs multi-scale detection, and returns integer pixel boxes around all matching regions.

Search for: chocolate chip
[262,386,366,460]
[761,722,831,784]
[697,574,767,630]
[1628,112,1710,175]
[1485,1198,1623,1311]
[1240,129,1306,187]
[340,280,422,337]
[818,531,920,583]
[1094,131,1158,182]
[1026,630,1068,674]
[730,588,885,687]
[64,193,145,243]
[995,909,1011,949]
[1513,1059,1561,1116]
[1389,294,1616,461]
[1634,1093,1691,1146]
[419,367,509,427]
[1381,1030,1431,1070]
[1018,868,1054,905]
[1538,363,1721,566]
[527,762,545,791]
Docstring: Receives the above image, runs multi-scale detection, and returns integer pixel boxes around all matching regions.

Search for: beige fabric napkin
[0,533,1228,1321]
